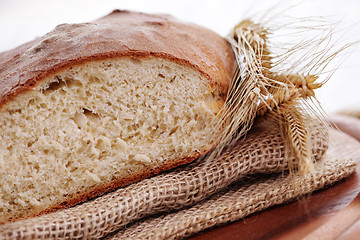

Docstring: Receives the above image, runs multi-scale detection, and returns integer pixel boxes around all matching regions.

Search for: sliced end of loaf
[0,56,225,223]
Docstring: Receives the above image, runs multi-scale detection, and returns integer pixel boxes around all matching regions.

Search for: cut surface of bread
[0,10,234,223]
[0,57,222,223]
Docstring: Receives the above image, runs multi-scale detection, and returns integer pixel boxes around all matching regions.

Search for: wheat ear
[280,103,314,174]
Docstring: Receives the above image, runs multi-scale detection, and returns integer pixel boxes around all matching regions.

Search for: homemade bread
[0,10,235,223]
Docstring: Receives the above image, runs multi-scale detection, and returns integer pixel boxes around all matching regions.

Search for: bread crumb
[114,138,128,151]
[0,57,221,223]
[85,170,101,182]
[133,154,151,164]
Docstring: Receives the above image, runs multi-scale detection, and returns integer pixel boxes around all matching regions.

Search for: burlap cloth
[0,120,357,240]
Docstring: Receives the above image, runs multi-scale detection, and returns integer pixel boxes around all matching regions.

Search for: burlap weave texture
[1,121,355,240]
[107,130,357,239]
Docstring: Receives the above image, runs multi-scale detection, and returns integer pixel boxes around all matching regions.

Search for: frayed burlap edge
[106,130,357,240]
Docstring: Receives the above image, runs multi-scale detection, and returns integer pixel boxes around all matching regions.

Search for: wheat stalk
[207,20,269,159]
[219,18,330,174]
[229,19,320,174]
[208,12,351,174]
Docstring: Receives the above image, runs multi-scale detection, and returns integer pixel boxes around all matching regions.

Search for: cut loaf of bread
[0,10,234,223]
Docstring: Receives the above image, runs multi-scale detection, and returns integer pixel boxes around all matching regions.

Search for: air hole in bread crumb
[98,152,106,160]
[8,109,22,115]
[65,161,71,168]
[130,57,141,64]
[82,108,100,120]
[33,163,40,171]
[169,127,178,135]
[158,73,165,79]
[101,86,111,93]
[95,138,110,149]
[89,76,101,84]
[28,98,35,106]
[43,77,65,94]
[63,77,82,88]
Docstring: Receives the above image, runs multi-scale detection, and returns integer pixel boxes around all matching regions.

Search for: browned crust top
[0,10,235,108]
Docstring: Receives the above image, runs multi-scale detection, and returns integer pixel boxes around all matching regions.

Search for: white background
[0,0,359,113]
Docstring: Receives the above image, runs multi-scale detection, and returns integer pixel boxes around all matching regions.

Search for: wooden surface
[189,115,360,240]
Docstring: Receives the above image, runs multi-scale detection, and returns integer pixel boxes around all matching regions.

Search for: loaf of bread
[0,10,235,223]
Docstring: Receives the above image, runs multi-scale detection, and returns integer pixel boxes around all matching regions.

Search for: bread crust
[0,10,235,109]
